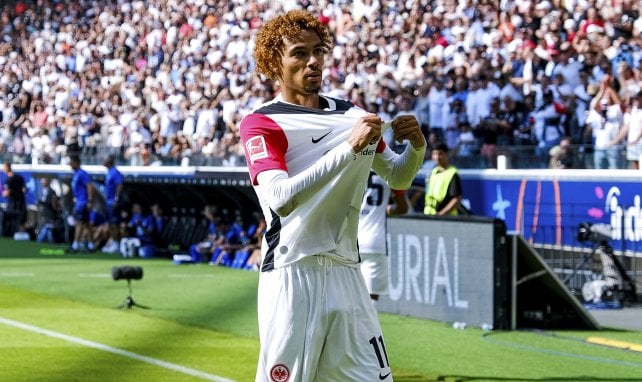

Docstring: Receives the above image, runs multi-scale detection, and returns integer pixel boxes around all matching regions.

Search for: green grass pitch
[1,238,641,381]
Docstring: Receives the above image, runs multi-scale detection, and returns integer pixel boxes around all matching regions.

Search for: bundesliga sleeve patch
[246,135,269,164]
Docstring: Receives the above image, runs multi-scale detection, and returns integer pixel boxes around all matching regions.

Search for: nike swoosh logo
[311,131,331,143]
[379,372,391,380]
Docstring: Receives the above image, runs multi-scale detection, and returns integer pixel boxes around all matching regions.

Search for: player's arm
[115,181,124,203]
[256,148,350,217]
[372,142,425,190]
[86,178,95,207]
[243,114,377,217]
[387,189,410,216]
[372,115,426,190]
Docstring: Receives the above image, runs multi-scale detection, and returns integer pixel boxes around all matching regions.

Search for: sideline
[482,332,642,369]
[0,316,235,382]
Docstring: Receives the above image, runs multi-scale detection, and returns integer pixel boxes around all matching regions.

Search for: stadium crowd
[1,0,642,169]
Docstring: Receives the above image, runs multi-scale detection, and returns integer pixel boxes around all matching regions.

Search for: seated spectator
[231,212,267,270]
[188,205,224,263]
[211,211,247,266]
[120,203,155,258]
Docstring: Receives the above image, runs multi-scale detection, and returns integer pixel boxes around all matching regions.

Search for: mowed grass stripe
[0,286,259,381]
[0,316,235,382]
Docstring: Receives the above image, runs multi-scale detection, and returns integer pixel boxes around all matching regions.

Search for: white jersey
[358,173,392,255]
[240,94,423,271]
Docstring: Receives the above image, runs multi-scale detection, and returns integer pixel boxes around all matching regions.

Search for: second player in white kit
[358,172,410,301]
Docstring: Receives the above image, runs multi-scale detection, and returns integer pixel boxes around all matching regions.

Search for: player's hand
[391,115,426,149]
[348,114,383,152]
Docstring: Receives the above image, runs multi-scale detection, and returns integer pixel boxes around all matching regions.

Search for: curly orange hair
[253,10,331,81]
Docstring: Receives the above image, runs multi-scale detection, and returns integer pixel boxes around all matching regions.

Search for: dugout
[5,165,261,250]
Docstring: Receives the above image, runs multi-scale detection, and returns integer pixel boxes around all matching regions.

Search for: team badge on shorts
[269,364,290,382]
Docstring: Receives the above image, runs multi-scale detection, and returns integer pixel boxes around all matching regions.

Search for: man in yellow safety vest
[424,143,463,215]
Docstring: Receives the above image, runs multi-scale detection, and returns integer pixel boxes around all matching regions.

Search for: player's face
[279,30,325,97]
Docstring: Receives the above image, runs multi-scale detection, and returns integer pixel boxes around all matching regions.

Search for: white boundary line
[0,316,235,382]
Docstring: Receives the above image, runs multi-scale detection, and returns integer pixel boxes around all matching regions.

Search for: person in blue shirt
[120,202,155,257]
[101,155,124,254]
[69,155,95,251]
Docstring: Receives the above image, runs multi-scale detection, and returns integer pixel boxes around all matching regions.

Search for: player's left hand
[391,115,426,149]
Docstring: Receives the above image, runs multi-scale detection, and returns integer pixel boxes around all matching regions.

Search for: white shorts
[256,255,393,382]
[360,252,389,296]
[626,142,641,161]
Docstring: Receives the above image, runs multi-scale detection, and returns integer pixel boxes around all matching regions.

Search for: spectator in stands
[612,91,642,170]
[101,155,124,254]
[1,161,28,238]
[533,90,568,167]
[427,77,448,141]
[69,155,95,252]
[586,76,623,169]
[476,97,509,168]
[36,177,64,243]
[443,98,468,150]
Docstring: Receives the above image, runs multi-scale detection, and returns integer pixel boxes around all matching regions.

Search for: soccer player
[358,172,410,301]
[239,10,426,382]
[101,155,124,253]
[69,155,95,252]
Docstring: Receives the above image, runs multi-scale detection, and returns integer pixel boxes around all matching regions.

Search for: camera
[112,265,143,281]
[577,222,612,244]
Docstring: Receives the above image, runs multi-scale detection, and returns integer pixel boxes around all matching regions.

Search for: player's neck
[280,91,320,109]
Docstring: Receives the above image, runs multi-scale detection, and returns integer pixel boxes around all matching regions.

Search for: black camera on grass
[111,265,143,281]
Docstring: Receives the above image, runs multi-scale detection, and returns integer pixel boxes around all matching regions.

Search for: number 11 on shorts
[369,335,390,368]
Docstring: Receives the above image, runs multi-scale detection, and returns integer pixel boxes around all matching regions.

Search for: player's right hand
[347,114,382,153]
